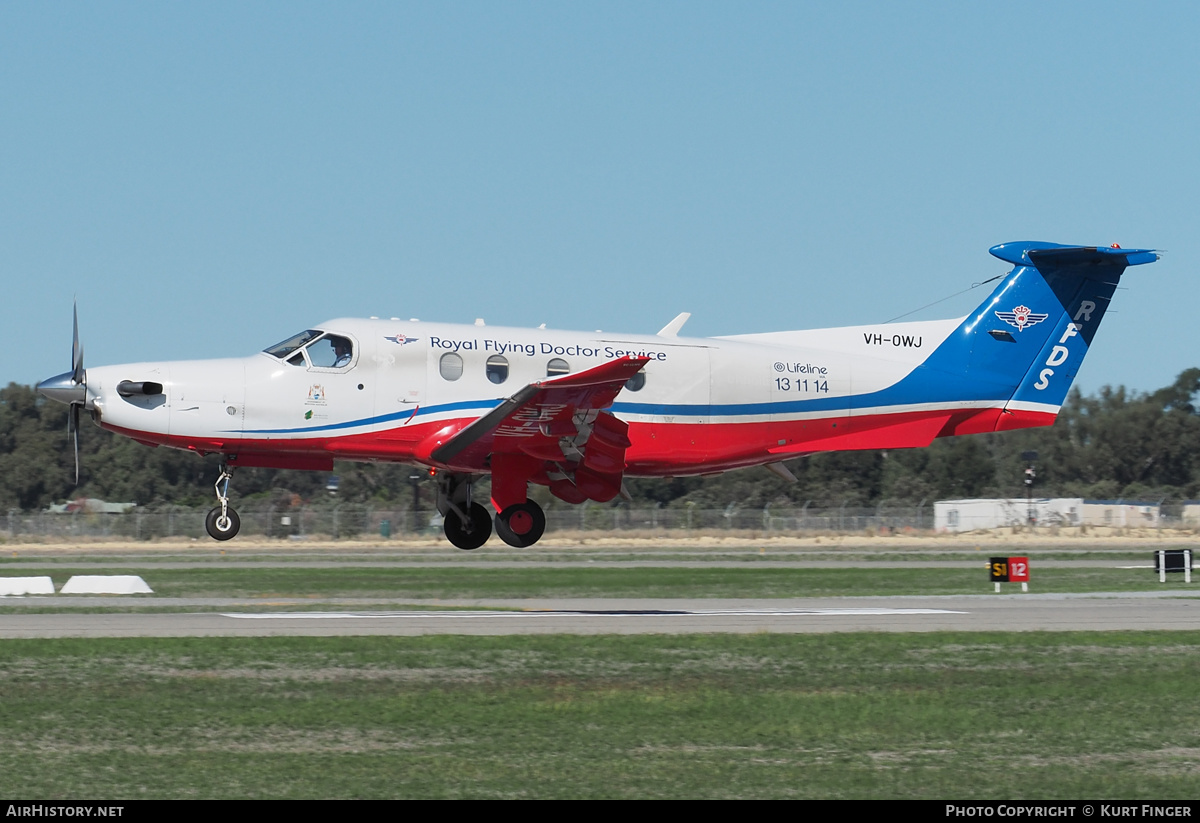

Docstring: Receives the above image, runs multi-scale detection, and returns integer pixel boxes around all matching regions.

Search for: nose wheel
[205,467,241,541]
[494,501,546,548]
[205,506,241,541]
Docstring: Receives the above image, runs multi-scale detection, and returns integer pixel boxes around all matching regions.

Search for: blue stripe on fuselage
[238,398,499,435]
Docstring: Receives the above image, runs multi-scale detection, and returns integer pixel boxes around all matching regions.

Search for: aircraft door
[243,331,373,443]
[644,343,711,464]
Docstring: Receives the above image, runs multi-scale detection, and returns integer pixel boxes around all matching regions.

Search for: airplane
[37,241,1158,549]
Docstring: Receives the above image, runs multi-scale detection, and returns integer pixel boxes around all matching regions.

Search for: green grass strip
[1,632,1198,798]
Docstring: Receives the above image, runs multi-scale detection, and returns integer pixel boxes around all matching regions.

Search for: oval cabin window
[439,352,464,381]
[486,355,509,385]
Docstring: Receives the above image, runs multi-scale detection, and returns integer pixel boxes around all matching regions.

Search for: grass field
[1,632,1198,799]
[2,546,1197,798]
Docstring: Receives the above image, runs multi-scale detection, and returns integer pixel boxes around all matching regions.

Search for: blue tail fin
[966,242,1158,410]
[861,242,1158,426]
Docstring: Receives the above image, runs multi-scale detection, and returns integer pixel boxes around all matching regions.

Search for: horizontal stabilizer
[989,242,1159,270]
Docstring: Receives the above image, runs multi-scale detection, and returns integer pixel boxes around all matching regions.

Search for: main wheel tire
[205,506,241,541]
[494,501,546,548]
[444,502,492,550]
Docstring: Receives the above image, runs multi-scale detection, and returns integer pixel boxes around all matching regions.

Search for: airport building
[934,498,1163,532]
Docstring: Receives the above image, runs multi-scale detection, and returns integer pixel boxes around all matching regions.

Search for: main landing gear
[494,502,546,548]
[435,472,547,550]
[205,467,241,541]
[436,473,491,550]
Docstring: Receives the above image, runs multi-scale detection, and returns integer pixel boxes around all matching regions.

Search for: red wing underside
[431,355,649,470]
[431,356,649,507]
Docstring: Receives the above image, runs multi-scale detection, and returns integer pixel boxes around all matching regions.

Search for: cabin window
[306,335,354,369]
[624,371,646,392]
[486,355,509,385]
[547,358,570,377]
[440,352,464,381]
[287,352,306,367]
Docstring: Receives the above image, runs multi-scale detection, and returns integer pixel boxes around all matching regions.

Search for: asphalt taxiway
[0,592,1196,637]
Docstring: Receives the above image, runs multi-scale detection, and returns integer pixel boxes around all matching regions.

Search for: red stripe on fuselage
[101,404,1059,476]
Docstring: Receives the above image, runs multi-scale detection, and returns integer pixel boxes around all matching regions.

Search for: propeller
[68,303,85,485]
[72,302,84,385]
[36,302,89,485]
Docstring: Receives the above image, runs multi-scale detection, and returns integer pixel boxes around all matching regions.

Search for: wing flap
[430,355,649,470]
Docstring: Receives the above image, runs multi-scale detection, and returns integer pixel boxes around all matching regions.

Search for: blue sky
[3,2,1196,396]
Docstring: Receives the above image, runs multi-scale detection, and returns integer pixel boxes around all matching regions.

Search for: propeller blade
[70,404,80,487]
[71,301,84,385]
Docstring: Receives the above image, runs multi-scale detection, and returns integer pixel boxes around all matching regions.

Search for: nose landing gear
[205,467,241,541]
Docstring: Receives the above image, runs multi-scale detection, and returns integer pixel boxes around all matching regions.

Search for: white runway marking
[0,577,55,596]
[220,607,967,620]
[59,575,153,594]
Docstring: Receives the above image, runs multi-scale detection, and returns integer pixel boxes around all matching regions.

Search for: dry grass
[4,527,1200,554]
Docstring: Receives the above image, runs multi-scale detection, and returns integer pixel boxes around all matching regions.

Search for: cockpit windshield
[264,330,323,359]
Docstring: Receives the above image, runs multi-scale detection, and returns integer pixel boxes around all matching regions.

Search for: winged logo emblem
[995,305,1049,331]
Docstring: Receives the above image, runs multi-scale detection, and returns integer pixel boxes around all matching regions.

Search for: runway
[3,543,1197,637]
[1,593,1197,636]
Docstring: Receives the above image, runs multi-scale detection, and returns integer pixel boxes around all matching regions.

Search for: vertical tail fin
[940,242,1159,431]
[862,242,1159,435]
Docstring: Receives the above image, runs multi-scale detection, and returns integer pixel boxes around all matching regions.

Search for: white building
[934,498,1163,532]
[935,498,1082,533]
[1078,500,1161,528]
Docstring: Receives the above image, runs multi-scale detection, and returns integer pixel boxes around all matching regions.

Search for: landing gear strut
[436,473,492,550]
[205,466,241,541]
[494,501,546,548]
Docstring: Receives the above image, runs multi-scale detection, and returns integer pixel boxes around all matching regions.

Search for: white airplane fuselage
[86,313,1009,477]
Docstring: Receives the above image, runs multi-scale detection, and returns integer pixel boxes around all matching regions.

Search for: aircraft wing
[430,356,650,483]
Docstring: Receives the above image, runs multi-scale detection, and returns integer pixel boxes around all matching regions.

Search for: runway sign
[989,556,1030,592]
[1155,549,1193,584]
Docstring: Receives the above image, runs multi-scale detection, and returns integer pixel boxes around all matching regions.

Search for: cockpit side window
[265,330,322,359]
[306,334,355,369]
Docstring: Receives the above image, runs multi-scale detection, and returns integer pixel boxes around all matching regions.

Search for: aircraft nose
[36,371,87,406]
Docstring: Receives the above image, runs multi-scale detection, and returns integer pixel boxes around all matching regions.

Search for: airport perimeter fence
[5,503,942,541]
